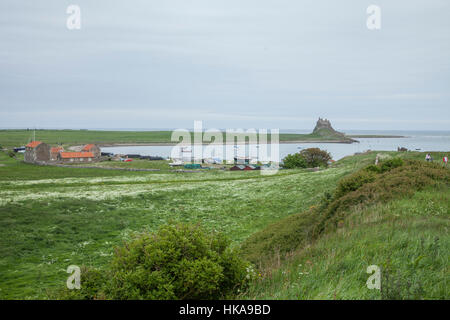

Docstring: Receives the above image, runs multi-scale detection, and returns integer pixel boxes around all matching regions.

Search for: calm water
[102,131,450,161]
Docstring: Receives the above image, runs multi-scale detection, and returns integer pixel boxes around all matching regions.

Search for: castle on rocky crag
[313,117,345,137]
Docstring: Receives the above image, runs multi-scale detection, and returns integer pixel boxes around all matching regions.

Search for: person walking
[444,155,448,166]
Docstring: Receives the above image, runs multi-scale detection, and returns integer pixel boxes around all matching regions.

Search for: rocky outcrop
[313,118,343,135]
[311,118,356,142]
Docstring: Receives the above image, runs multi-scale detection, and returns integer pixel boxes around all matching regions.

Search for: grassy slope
[0,151,447,299]
[241,157,449,299]
[0,151,355,299]
[0,129,353,148]
[242,187,449,299]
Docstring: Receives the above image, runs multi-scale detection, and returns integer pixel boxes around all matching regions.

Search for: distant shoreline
[96,136,404,148]
[98,141,353,148]
[69,141,355,150]
[0,128,407,149]
[348,135,407,139]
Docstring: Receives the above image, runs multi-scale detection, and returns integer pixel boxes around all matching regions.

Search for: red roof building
[50,147,64,161]
[60,152,94,158]
[59,152,94,162]
[82,144,95,151]
[81,144,101,158]
[51,147,64,153]
[25,141,50,163]
[26,141,43,148]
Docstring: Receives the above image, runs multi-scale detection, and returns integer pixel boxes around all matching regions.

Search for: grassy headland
[1,129,360,148]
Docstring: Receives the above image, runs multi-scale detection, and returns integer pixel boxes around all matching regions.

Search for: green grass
[0,129,354,148]
[0,151,356,299]
[241,188,449,299]
[240,158,449,299]
[68,159,173,171]
[0,149,448,299]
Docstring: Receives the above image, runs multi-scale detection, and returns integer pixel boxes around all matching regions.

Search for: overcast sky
[0,0,449,131]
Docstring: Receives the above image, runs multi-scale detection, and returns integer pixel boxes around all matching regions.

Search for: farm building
[81,144,101,158]
[244,165,260,170]
[230,165,260,171]
[59,152,95,163]
[50,146,64,161]
[24,141,50,163]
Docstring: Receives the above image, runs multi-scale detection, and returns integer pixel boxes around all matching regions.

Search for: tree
[298,148,331,167]
[282,148,332,169]
[282,153,307,169]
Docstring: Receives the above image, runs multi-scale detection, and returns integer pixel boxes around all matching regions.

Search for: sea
[101,130,450,161]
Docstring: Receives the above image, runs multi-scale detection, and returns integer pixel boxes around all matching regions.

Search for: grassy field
[0,129,354,148]
[0,150,356,299]
[0,150,448,299]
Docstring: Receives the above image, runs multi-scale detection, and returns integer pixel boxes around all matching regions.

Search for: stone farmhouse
[81,144,101,158]
[24,141,101,164]
[50,146,64,161]
[24,141,50,163]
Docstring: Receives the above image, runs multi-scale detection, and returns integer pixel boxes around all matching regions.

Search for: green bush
[107,223,250,300]
[282,148,332,169]
[334,170,377,199]
[316,160,449,234]
[299,148,332,167]
[365,164,381,173]
[379,158,404,173]
[282,153,307,169]
[335,158,405,199]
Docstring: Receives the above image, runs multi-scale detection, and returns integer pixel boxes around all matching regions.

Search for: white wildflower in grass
[78,241,90,248]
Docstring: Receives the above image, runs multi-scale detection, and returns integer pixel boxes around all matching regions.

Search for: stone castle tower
[313,118,344,136]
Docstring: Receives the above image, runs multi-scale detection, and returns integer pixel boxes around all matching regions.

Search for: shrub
[299,148,332,167]
[107,223,250,300]
[365,164,381,173]
[282,148,332,169]
[334,170,377,199]
[379,158,404,173]
[282,153,307,169]
[317,160,449,234]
